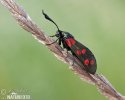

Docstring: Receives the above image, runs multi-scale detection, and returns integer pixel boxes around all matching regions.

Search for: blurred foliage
[0,0,125,100]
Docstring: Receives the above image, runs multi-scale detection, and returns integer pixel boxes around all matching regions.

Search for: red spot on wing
[76,50,81,55]
[81,49,86,54]
[90,60,94,65]
[84,59,89,65]
[65,38,76,47]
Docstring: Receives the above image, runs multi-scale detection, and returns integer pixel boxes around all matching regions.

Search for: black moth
[42,11,97,74]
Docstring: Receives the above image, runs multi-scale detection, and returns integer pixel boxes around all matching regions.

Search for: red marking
[84,59,89,65]
[76,50,81,55]
[65,38,76,47]
[81,49,86,54]
[90,60,94,65]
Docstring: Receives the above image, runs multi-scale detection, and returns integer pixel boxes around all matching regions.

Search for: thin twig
[0,0,124,100]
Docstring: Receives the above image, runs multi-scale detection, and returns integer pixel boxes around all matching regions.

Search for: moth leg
[50,34,56,37]
[58,38,61,45]
[46,38,59,45]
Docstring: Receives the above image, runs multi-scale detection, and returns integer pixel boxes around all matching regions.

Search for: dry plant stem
[0,0,125,100]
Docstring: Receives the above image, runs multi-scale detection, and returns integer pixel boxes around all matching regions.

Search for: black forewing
[69,40,97,74]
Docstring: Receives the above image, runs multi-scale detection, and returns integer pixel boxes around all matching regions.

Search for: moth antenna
[42,10,60,31]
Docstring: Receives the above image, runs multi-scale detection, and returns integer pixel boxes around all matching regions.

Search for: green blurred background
[0,0,125,100]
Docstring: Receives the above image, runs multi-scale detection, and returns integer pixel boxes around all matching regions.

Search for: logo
[0,89,31,100]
